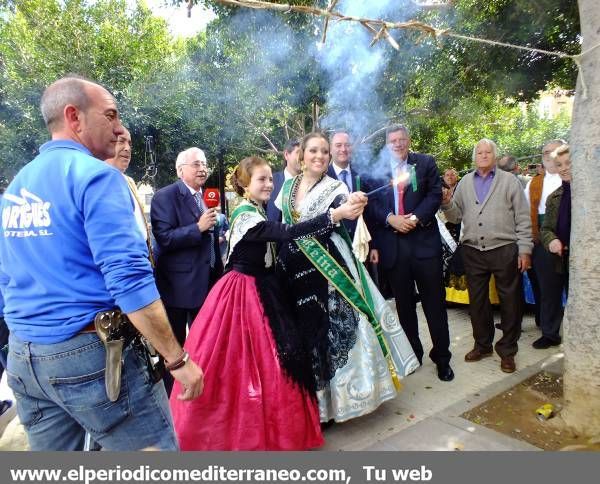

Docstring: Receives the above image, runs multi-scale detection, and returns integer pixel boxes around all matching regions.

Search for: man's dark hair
[329,130,351,143]
[283,138,300,153]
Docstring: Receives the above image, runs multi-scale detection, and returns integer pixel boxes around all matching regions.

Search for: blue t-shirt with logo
[0,140,159,343]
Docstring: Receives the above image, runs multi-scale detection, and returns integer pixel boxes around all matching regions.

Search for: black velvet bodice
[226,212,332,276]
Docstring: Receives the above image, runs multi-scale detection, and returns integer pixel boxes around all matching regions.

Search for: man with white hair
[441,138,532,373]
[151,148,223,380]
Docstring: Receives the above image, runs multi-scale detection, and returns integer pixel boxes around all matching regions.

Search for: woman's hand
[548,239,564,256]
[348,191,368,206]
[332,199,364,222]
[331,192,367,222]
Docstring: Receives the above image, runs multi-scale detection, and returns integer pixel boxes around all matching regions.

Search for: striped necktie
[193,191,204,213]
[194,191,216,267]
[339,169,352,193]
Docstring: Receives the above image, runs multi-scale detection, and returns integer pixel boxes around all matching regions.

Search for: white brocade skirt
[317,234,420,423]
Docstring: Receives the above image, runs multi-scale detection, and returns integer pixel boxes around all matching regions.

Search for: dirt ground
[462,370,600,451]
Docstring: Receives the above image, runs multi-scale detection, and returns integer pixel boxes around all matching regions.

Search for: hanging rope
[141,136,158,188]
[214,0,597,98]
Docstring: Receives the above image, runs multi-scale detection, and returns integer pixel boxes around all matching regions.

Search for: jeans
[6,332,178,451]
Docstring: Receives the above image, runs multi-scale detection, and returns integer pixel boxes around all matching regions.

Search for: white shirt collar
[182,181,202,197]
[390,156,408,174]
[332,162,351,177]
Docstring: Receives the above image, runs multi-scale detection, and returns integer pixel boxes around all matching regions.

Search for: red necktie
[397,182,405,215]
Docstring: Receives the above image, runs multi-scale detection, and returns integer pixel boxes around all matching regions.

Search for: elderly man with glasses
[151,147,224,394]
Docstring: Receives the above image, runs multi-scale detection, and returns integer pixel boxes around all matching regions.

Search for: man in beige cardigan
[441,139,532,373]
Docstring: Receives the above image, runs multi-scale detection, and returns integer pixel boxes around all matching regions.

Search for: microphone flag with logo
[202,188,220,267]
[203,188,220,209]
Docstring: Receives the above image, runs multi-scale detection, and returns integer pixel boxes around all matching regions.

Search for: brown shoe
[500,356,516,373]
[464,348,493,362]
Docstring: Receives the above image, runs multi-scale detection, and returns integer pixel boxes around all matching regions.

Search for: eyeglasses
[181,162,207,170]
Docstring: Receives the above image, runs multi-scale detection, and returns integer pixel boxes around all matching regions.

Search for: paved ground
[0,305,563,451]
[321,305,562,451]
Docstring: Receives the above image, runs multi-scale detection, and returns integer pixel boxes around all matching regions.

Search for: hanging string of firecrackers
[213,0,600,100]
[321,0,338,44]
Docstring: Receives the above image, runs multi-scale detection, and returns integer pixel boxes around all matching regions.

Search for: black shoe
[494,323,501,330]
[532,336,561,349]
[436,364,455,382]
[320,419,335,430]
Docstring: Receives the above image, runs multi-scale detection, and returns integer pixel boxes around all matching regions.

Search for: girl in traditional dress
[276,133,420,423]
[169,156,364,450]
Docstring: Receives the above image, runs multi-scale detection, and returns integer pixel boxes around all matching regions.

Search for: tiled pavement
[0,305,562,451]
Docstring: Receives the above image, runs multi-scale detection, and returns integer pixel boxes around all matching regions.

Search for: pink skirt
[170,271,324,450]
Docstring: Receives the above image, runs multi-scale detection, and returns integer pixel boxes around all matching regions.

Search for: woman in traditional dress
[169,156,364,450]
[276,133,420,424]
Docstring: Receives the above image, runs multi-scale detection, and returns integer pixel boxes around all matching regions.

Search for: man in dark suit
[266,138,301,222]
[368,125,453,381]
[327,131,362,239]
[151,147,223,351]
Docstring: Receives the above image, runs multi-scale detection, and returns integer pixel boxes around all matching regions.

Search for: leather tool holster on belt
[94,308,164,402]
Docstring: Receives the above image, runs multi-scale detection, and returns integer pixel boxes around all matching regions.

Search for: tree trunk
[563,0,600,434]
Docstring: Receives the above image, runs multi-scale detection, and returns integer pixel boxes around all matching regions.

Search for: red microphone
[203,188,220,209]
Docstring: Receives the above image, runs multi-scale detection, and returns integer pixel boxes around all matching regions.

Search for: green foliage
[0,0,177,181]
[376,0,578,169]
[0,0,579,187]
[417,0,580,100]
[403,94,571,172]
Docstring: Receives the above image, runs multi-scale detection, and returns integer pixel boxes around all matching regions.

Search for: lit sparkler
[365,173,409,197]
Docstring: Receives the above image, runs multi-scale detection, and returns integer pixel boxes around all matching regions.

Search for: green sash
[281,179,401,389]
[226,202,274,263]
[230,202,261,223]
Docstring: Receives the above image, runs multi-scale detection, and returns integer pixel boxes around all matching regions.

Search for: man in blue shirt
[0,76,203,450]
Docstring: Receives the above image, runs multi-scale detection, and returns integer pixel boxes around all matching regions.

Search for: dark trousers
[163,306,200,395]
[165,306,201,347]
[527,263,541,326]
[462,243,522,358]
[0,316,8,381]
[533,244,566,342]
[385,245,451,366]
